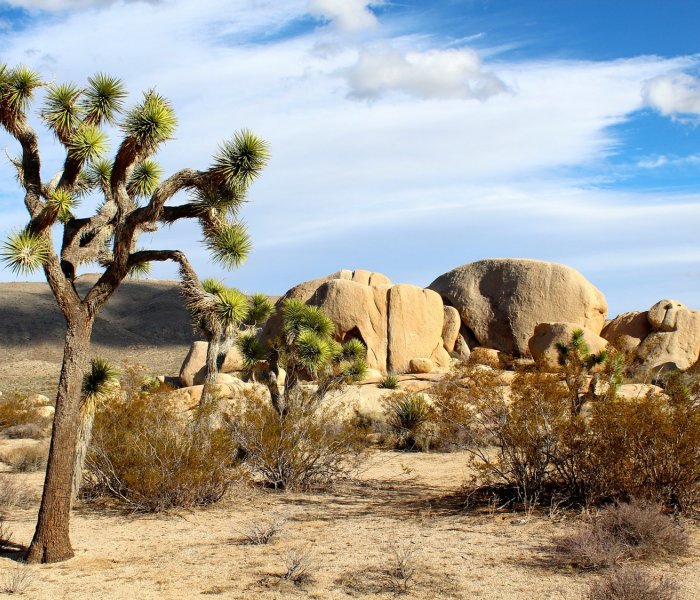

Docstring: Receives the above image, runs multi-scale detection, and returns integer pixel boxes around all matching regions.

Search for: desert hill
[0,275,201,395]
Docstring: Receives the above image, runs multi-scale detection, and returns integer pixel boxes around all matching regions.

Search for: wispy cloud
[308,0,380,32]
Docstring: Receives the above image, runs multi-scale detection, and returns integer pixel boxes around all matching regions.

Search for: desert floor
[1,444,699,600]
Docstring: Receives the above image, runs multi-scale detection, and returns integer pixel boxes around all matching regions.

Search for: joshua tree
[239,298,367,415]
[0,65,268,562]
[181,276,273,408]
[72,357,119,504]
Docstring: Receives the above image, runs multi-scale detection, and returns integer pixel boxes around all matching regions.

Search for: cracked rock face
[263,270,451,374]
[428,258,608,357]
[635,299,700,372]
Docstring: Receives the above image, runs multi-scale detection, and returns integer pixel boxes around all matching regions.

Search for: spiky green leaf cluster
[282,299,335,342]
[212,129,269,189]
[246,293,274,326]
[191,183,245,216]
[68,123,108,163]
[295,329,334,372]
[82,73,126,126]
[237,331,264,369]
[214,287,249,329]
[128,260,151,279]
[0,229,49,275]
[86,158,112,189]
[0,65,41,118]
[127,158,163,198]
[341,338,367,362]
[81,357,119,403]
[201,277,226,295]
[41,83,81,140]
[122,89,177,151]
[47,188,79,223]
[203,222,251,268]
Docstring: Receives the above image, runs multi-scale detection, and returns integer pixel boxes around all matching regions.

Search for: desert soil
[1,446,699,600]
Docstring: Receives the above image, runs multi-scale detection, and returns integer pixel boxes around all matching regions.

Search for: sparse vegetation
[384,544,417,595]
[0,394,50,438]
[230,388,365,491]
[586,567,679,600]
[378,373,400,390]
[0,474,38,510]
[384,392,435,451]
[84,375,235,512]
[281,548,313,584]
[0,442,48,473]
[238,514,287,545]
[554,501,688,570]
[2,566,33,596]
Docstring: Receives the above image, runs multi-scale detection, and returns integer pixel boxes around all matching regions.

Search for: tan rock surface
[636,299,700,371]
[428,258,607,356]
[601,311,651,351]
[441,306,461,352]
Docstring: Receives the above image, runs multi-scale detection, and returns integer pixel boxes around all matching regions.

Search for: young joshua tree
[0,65,268,563]
[181,276,273,408]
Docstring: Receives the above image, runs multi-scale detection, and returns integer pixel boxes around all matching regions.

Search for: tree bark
[26,312,94,564]
[200,336,220,409]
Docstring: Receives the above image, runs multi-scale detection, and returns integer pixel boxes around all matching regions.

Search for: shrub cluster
[0,394,51,439]
[230,388,365,491]
[429,364,700,511]
[84,379,235,512]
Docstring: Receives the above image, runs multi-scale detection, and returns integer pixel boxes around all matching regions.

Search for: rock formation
[529,322,608,370]
[428,258,608,356]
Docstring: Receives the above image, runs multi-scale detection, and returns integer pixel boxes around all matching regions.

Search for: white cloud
[3,0,154,9]
[642,72,700,117]
[342,45,508,100]
[0,1,698,314]
[637,153,700,169]
[308,0,379,32]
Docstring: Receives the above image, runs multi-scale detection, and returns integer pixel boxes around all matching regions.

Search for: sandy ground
[1,446,698,600]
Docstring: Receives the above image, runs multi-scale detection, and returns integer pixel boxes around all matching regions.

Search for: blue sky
[0,0,699,317]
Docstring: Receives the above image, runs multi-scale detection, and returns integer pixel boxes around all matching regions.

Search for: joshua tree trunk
[201,335,221,409]
[71,402,96,506]
[26,310,94,563]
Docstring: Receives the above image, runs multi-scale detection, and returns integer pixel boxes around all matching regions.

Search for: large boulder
[529,322,608,370]
[635,299,700,372]
[601,311,651,352]
[428,258,607,356]
[179,341,244,387]
[441,306,461,352]
[264,270,450,374]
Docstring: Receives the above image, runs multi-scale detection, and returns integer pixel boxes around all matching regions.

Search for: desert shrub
[2,566,33,596]
[377,373,400,390]
[0,474,38,510]
[384,544,416,595]
[554,501,688,570]
[384,392,435,451]
[238,514,286,545]
[83,382,236,512]
[439,362,700,511]
[230,388,365,490]
[0,443,48,473]
[0,394,50,438]
[586,567,679,600]
[281,548,313,584]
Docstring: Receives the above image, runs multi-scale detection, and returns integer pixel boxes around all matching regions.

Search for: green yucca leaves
[1,65,41,114]
[81,357,119,403]
[246,292,274,326]
[128,260,151,279]
[127,158,163,198]
[68,123,108,163]
[341,356,367,381]
[82,73,126,126]
[0,229,49,275]
[282,300,335,341]
[201,277,226,295]
[296,329,334,371]
[236,331,264,368]
[214,287,249,328]
[122,89,177,151]
[203,222,251,268]
[41,83,82,139]
[342,338,367,362]
[191,182,245,216]
[211,130,269,189]
[47,188,79,223]
[86,158,112,188]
